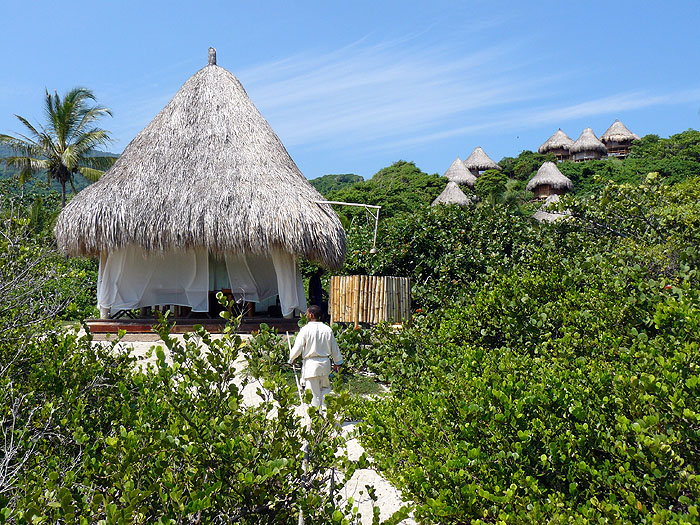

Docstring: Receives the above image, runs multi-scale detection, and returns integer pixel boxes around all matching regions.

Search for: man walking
[288,305,343,409]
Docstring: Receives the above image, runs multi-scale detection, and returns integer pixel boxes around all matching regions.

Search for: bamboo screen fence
[329,275,411,326]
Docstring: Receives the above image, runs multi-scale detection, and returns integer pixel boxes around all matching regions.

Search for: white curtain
[225,250,306,317]
[223,252,278,302]
[97,246,209,313]
[271,250,307,318]
[97,246,306,318]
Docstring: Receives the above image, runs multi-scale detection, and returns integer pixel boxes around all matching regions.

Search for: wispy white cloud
[380,89,700,151]
[237,38,554,150]
[230,37,700,156]
[102,36,700,157]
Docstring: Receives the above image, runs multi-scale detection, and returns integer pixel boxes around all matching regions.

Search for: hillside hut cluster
[435,119,639,207]
[431,146,501,206]
[55,48,345,320]
[539,120,639,162]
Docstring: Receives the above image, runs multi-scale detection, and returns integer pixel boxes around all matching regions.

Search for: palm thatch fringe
[442,157,476,187]
[569,128,607,154]
[464,146,501,171]
[538,129,574,154]
[600,119,640,143]
[526,162,573,192]
[55,48,346,269]
[431,181,472,206]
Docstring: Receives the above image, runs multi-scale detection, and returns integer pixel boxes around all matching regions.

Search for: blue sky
[1,1,699,180]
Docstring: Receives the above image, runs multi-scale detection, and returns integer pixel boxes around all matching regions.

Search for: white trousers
[305,378,331,409]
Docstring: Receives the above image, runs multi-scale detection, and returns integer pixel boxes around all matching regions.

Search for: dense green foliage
[310,173,364,196]
[499,150,557,181]
[473,169,508,200]
[0,310,376,523]
[338,176,700,523]
[326,161,445,222]
[0,184,98,337]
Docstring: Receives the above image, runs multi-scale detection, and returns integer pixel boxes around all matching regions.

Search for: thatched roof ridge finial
[55,49,346,269]
[538,128,574,154]
[464,146,501,171]
[208,47,217,66]
[443,157,477,188]
[526,161,573,192]
[569,127,608,154]
[600,119,640,143]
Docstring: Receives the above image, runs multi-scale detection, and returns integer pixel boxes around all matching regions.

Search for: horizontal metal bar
[314,200,382,209]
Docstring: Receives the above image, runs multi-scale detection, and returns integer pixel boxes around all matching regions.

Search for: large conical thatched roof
[538,129,574,154]
[442,157,476,187]
[55,48,346,269]
[431,181,472,206]
[600,119,640,143]
[464,146,501,171]
[569,127,608,154]
[526,162,573,192]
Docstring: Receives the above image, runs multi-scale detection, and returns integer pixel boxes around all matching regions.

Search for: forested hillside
[310,173,363,194]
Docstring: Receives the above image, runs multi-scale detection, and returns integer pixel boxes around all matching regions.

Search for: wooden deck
[85,316,301,335]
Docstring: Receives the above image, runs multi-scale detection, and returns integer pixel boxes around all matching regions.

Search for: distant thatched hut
[442,157,476,188]
[526,161,573,200]
[55,48,346,319]
[431,181,472,206]
[538,129,574,162]
[600,119,640,158]
[570,128,608,162]
[464,146,501,177]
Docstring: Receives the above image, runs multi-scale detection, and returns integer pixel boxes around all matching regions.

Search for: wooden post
[352,275,362,328]
[381,277,387,322]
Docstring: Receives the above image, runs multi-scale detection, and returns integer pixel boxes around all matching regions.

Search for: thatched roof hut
[600,119,640,158]
[55,48,345,318]
[56,49,344,267]
[442,157,477,188]
[464,146,501,175]
[526,161,573,200]
[538,129,574,161]
[569,128,608,161]
[431,181,472,206]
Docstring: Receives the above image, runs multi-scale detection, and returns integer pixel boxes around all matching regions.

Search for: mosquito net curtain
[97,246,306,317]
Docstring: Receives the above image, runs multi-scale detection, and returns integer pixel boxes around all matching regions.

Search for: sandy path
[90,334,415,524]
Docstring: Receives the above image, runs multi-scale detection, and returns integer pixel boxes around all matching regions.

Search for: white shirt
[289,321,343,381]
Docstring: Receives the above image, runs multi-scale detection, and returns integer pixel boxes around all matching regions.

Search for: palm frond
[70,130,112,159]
[12,114,46,144]
[80,154,116,171]
[77,166,105,182]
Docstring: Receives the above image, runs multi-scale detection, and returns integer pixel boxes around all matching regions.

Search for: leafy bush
[341,203,543,309]
[473,170,508,200]
[0,314,370,523]
[351,177,700,523]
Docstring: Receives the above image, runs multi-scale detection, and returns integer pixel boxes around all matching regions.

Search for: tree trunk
[61,180,66,208]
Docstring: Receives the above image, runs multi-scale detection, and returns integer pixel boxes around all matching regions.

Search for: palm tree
[0,87,113,207]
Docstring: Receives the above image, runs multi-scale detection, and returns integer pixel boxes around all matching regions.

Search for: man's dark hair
[307,305,322,319]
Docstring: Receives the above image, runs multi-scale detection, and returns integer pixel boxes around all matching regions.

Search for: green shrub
[0,317,367,523]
